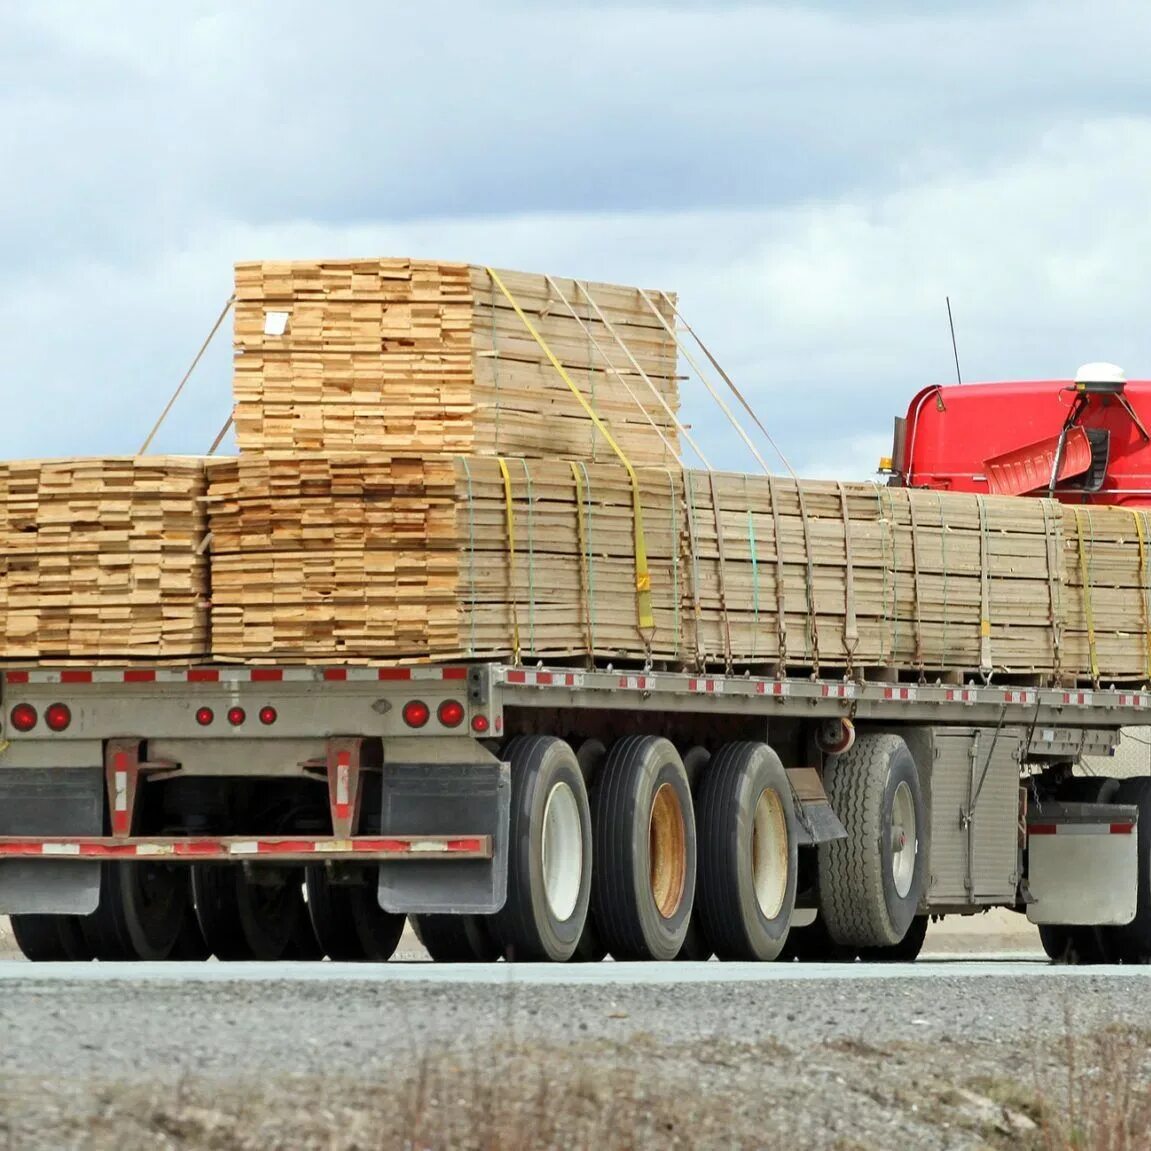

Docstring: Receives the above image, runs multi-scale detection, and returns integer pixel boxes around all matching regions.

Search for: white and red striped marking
[1002,689,1037,706]
[111,750,131,836]
[1118,693,1150,708]
[503,669,584,688]
[1,666,471,686]
[688,678,724,694]
[1029,822,1135,837]
[1062,690,1093,707]
[334,751,352,822]
[883,685,916,702]
[0,835,492,861]
[821,682,856,700]
[757,681,789,697]
[946,687,978,704]
[618,674,654,691]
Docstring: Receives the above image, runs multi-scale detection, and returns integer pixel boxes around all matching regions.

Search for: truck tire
[120,860,195,961]
[676,746,714,962]
[818,733,926,949]
[493,736,592,962]
[1111,776,1151,963]
[410,913,501,962]
[192,864,312,961]
[306,868,406,962]
[80,863,138,960]
[592,735,696,961]
[570,739,609,963]
[859,914,928,962]
[695,742,797,961]
[9,914,92,961]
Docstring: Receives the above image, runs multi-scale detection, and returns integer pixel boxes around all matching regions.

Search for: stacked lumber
[0,459,208,662]
[232,260,681,466]
[204,452,1151,683]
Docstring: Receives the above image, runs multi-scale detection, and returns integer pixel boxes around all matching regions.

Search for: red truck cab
[889,364,1151,507]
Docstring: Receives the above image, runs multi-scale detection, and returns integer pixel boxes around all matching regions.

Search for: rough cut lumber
[0,458,209,663]
[232,260,682,466]
[203,453,1151,684]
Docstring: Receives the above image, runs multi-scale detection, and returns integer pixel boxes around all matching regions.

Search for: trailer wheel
[410,913,501,962]
[818,733,926,949]
[593,735,696,961]
[694,742,797,961]
[1111,777,1151,963]
[859,914,929,962]
[570,739,609,963]
[120,861,195,961]
[9,914,92,962]
[192,865,312,961]
[676,746,714,961]
[80,863,138,960]
[306,868,406,961]
[492,736,592,962]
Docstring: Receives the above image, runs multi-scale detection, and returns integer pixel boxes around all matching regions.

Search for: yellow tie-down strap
[496,456,522,664]
[485,267,655,636]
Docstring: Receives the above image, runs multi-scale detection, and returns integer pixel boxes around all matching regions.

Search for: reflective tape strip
[759,681,789,697]
[1003,690,1037,706]
[618,675,654,691]
[946,688,977,704]
[883,686,916,702]
[1,665,470,685]
[1029,823,1135,836]
[688,678,724,694]
[1062,691,1094,706]
[0,836,492,860]
[822,683,856,700]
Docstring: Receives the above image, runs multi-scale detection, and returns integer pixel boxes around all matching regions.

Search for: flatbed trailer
[1,658,1146,965]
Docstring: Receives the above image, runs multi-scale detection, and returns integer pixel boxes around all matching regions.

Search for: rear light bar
[10,704,37,732]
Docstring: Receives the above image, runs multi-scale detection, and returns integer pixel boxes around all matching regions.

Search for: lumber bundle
[232,260,681,466]
[203,452,1151,684]
[0,458,208,662]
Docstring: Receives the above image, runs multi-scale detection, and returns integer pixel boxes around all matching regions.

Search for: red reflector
[60,670,92,684]
[1111,823,1136,835]
[323,668,347,682]
[195,707,214,727]
[402,700,430,729]
[442,667,468,681]
[1028,824,1057,836]
[123,669,156,683]
[379,668,412,682]
[10,704,37,732]
[438,699,465,728]
[227,707,246,727]
[471,713,490,734]
[251,668,283,682]
[188,669,219,683]
[4,671,29,685]
[45,703,71,732]
[259,705,277,726]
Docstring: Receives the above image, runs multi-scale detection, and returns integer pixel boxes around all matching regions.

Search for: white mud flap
[1026,802,1139,926]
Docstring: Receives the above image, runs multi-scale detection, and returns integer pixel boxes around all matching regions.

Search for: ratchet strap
[708,471,734,671]
[795,479,819,675]
[487,267,654,640]
[767,476,788,670]
[1041,499,1063,683]
[976,495,993,677]
[907,493,925,674]
[569,461,596,660]
[496,457,521,665]
[836,482,859,673]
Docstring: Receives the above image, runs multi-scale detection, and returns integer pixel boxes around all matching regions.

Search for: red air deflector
[984,427,1093,496]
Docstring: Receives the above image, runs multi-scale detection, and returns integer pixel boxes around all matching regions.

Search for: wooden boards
[232,260,682,467]
[0,458,208,662]
[200,453,1151,683]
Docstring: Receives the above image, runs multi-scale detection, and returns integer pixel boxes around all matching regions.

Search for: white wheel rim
[541,781,583,922]
[891,780,917,899]
[751,787,788,920]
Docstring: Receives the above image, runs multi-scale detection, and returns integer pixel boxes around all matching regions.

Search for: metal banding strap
[1132,509,1151,681]
[795,478,819,674]
[1073,507,1099,685]
[487,267,655,639]
[518,458,538,657]
[569,461,595,660]
[457,456,479,657]
[496,457,521,664]
[976,494,992,676]
[907,491,925,672]
[767,475,788,671]
[746,476,760,665]
[1041,499,1063,682]
[708,471,734,672]
[665,469,682,660]
[684,471,705,667]
[837,482,859,672]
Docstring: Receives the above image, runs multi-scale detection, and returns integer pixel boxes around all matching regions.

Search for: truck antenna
[946,295,963,385]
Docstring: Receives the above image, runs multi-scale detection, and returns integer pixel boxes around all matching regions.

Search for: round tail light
[195,706,215,727]
[258,705,277,726]
[10,704,37,732]
[402,700,430,728]
[227,706,246,727]
[437,699,465,728]
[471,713,490,734]
[45,703,71,732]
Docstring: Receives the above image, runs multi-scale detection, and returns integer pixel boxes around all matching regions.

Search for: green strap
[683,470,704,667]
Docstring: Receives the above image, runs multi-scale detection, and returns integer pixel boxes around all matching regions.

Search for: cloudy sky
[3,0,1150,478]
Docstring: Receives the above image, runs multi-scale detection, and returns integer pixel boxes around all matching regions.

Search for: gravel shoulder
[0,964,1146,1149]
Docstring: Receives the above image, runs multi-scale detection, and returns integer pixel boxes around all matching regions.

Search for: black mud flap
[0,767,103,914]
[377,761,510,915]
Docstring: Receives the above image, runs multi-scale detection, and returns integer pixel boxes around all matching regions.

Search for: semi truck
[2,364,1149,967]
